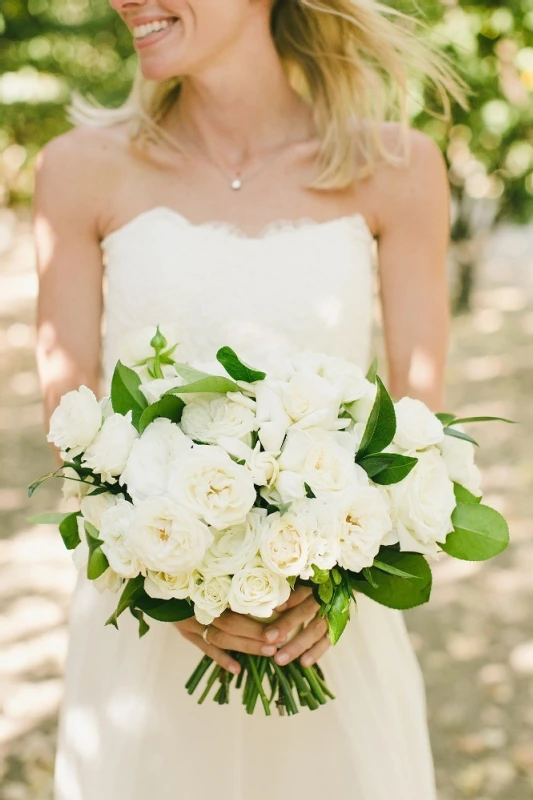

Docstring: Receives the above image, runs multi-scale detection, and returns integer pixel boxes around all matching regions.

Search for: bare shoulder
[368,124,449,234]
[34,123,131,238]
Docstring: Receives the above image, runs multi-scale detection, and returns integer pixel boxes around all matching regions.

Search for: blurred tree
[1,0,532,310]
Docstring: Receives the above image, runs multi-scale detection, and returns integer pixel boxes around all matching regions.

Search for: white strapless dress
[54,207,437,800]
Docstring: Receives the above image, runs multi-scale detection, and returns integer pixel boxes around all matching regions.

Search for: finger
[206,626,278,658]
[275,585,312,613]
[274,616,328,665]
[300,635,331,667]
[264,594,319,644]
[189,633,242,675]
[212,610,267,641]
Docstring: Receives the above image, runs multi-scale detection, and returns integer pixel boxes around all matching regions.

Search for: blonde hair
[69,0,465,190]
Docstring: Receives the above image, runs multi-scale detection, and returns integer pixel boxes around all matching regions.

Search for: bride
[33,1,464,798]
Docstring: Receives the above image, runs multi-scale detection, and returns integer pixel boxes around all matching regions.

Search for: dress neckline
[99,205,375,247]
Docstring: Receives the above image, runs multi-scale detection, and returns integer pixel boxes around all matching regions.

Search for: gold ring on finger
[202,625,210,644]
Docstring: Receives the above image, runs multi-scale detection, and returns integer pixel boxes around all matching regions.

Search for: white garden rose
[128,496,213,573]
[168,445,256,529]
[260,503,313,577]
[228,559,291,618]
[180,394,257,445]
[71,535,123,593]
[100,396,114,420]
[139,373,184,404]
[336,486,393,572]
[254,381,291,453]
[80,491,119,530]
[191,573,232,624]
[292,352,369,404]
[345,379,377,425]
[438,429,482,497]
[47,385,102,457]
[119,324,179,369]
[120,418,194,503]
[275,427,368,502]
[218,437,279,487]
[82,411,139,484]
[302,500,342,578]
[388,447,456,558]
[282,371,343,430]
[393,397,444,451]
[144,570,194,600]
[98,499,140,579]
[201,508,265,576]
[61,467,94,503]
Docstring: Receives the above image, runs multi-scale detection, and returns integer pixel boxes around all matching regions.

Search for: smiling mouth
[132,18,180,41]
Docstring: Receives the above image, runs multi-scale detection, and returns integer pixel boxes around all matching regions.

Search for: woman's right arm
[33,130,107,447]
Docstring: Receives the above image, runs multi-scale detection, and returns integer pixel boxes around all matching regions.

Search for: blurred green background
[0,2,533,799]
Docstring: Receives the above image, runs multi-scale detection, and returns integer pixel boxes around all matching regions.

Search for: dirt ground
[0,206,532,799]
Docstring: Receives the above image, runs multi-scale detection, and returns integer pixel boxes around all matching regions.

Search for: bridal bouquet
[30,325,511,715]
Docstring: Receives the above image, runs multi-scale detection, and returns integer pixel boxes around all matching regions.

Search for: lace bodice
[100,206,376,382]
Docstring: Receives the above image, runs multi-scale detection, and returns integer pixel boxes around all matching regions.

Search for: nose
[109,0,148,12]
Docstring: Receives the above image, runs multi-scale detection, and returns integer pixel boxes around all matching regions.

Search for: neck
[164,22,315,168]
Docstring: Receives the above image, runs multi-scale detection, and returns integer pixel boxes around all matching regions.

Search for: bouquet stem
[186,654,334,715]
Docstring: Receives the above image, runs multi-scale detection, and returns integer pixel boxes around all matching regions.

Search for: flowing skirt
[54,574,437,800]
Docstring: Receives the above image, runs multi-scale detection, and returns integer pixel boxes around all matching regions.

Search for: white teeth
[133,18,176,40]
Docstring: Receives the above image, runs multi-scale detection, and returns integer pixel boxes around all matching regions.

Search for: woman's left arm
[264,131,452,666]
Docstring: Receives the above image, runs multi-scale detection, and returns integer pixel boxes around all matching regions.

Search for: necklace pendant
[231,178,242,191]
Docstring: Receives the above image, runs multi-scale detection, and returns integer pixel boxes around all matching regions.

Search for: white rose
[128,496,212,574]
[139,372,185,404]
[302,499,342,578]
[282,371,342,430]
[345,380,377,424]
[82,411,139,484]
[275,427,367,502]
[80,491,119,530]
[201,508,265,576]
[260,503,313,577]
[438,429,482,497]
[393,397,444,451]
[120,418,194,503]
[180,395,257,445]
[99,499,140,578]
[191,574,231,624]
[337,485,393,572]
[61,467,94,503]
[47,385,102,457]
[388,447,456,558]
[71,532,123,594]
[144,570,194,600]
[292,352,369,404]
[119,324,179,368]
[169,445,256,530]
[228,559,291,618]
[218,437,279,487]
[252,381,291,453]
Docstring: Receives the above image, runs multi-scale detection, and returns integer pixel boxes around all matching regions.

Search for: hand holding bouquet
[31,325,512,715]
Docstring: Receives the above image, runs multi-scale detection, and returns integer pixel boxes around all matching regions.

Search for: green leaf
[310,566,331,585]
[138,394,185,433]
[136,594,195,623]
[318,579,334,604]
[105,575,145,629]
[436,412,456,425]
[28,470,61,498]
[373,558,423,579]
[327,583,352,645]
[353,551,432,610]
[84,521,109,580]
[365,355,378,384]
[304,482,316,499]
[449,416,516,426]
[443,427,479,447]
[28,512,71,525]
[216,346,267,383]
[358,452,418,484]
[111,361,148,427]
[357,377,396,458]
[441,503,510,562]
[173,363,213,383]
[130,606,150,637]
[363,567,379,588]
[59,512,82,550]
[331,568,342,586]
[164,376,241,395]
[453,482,482,505]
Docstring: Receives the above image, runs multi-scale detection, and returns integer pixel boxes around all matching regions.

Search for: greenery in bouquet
[30,326,512,715]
